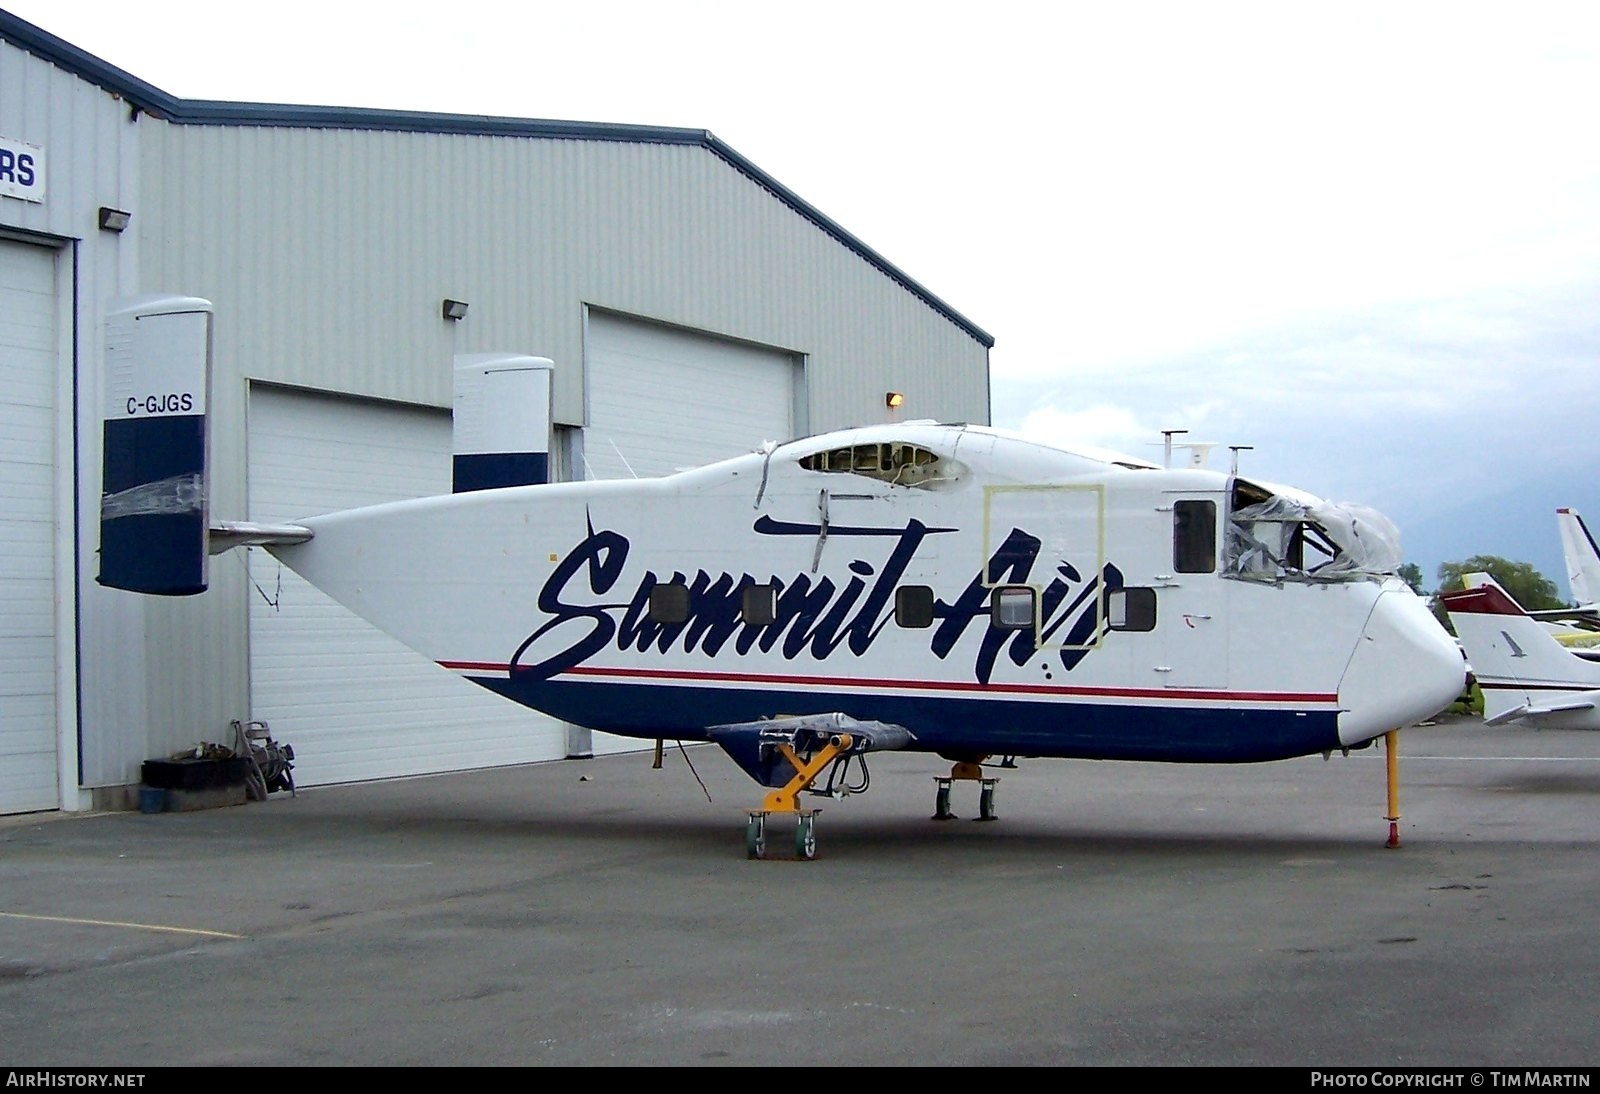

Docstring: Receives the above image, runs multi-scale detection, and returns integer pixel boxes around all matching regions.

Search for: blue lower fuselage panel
[465,674,1343,763]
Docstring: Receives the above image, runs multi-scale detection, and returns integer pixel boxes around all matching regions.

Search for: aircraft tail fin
[1440,573,1600,722]
[97,296,214,596]
[451,354,553,492]
[1557,508,1600,610]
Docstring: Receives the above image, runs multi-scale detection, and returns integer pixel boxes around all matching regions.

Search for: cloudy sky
[12,1,1599,594]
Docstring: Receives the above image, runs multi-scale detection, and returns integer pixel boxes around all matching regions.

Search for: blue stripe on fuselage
[463,675,1342,763]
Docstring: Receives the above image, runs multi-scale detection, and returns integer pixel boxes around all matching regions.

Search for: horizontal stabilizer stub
[208,521,315,554]
[1483,693,1600,726]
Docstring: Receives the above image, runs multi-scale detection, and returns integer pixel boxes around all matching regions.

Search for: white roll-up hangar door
[247,386,628,788]
[583,311,802,480]
[0,239,61,814]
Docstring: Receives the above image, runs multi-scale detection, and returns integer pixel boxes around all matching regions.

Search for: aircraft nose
[1337,584,1465,746]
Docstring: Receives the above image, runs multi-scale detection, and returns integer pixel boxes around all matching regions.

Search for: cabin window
[648,583,690,624]
[990,585,1036,630]
[896,585,935,628]
[798,442,948,487]
[742,583,777,626]
[1173,500,1217,573]
[1107,587,1157,632]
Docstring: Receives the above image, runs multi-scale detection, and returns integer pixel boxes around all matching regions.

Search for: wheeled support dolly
[932,760,998,822]
[745,808,821,861]
[744,732,853,860]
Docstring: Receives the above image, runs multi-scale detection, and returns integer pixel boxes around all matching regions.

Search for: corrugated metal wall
[138,125,988,427]
[0,37,149,797]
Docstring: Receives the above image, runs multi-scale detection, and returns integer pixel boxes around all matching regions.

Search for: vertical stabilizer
[1557,508,1600,609]
[452,354,553,492]
[98,295,213,595]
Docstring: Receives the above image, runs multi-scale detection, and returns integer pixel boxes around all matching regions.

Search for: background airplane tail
[1557,508,1600,609]
[1442,574,1600,721]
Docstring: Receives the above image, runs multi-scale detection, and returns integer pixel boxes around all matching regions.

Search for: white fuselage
[270,424,1463,762]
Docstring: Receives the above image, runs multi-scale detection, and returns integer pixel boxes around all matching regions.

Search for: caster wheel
[978,785,997,822]
[746,814,767,859]
[795,815,817,860]
[933,783,955,821]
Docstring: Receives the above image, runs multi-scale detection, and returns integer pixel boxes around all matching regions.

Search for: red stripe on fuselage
[435,660,1335,705]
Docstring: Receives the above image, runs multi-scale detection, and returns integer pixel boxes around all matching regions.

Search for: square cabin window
[1174,500,1217,574]
[990,585,1036,630]
[742,583,777,626]
[649,583,690,624]
[896,585,935,628]
[1107,587,1157,632]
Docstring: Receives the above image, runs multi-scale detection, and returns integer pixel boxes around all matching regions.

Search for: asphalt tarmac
[1,714,1597,1067]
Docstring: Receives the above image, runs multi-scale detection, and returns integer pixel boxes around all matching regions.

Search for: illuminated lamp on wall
[885,391,905,409]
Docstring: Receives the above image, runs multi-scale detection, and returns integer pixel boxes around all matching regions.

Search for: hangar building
[0,11,992,815]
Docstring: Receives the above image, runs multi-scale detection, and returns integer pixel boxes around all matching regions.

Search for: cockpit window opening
[1223,478,1402,584]
[1173,500,1217,574]
[798,442,952,487]
[1286,521,1340,573]
[1231,478,1276,510]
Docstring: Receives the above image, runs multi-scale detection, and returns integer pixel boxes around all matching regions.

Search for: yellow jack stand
[744,733,853,860]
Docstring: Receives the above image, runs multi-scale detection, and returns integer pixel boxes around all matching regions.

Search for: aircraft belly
[465,673,1341,763]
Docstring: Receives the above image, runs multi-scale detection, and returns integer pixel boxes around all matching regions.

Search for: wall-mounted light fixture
[885,391,905,409]
[98,207,132,233]
[441,298,469,321]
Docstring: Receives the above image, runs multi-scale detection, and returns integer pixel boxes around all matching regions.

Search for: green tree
[1397,561,1425,595]
[1431,555,1567,629]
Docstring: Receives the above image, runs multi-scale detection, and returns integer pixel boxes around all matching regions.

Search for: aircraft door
[982,485,1105,653]
[1156,496,1230,688]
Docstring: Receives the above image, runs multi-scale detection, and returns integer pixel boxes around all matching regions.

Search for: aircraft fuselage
[271,424,1463,764]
